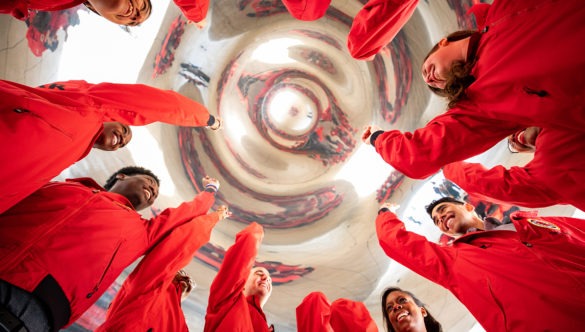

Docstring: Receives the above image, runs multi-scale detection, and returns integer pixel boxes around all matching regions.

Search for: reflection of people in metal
[25,8,81,56]
[376,199,585,331]
[444,127,585,212]
[363,0,585,179]
[0,79,219,214]
[296,291,378,332]
[153,15,186,78]
[204,222,275,332]
[96,205,229,332]
[381,287,442,332]
[0,169,218,331]
[179,62,211,87]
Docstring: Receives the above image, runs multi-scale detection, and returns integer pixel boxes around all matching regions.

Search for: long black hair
[381,287,443,332]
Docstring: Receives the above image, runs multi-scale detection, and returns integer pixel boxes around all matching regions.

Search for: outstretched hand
[215,205,231,220]
[381,202,400,213]
[361,125,381,145]
[202,175,220,191]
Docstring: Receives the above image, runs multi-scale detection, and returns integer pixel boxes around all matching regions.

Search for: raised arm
[206,222,264,315]
[376,209,455,287]
[348,0,419,60]
[296,292,333,332]
[364,111,519,179]
[98,209,226,331]
[173,0,209,23]
[281,0,331,21]
[330,298,377,332]
[443,161,559,208]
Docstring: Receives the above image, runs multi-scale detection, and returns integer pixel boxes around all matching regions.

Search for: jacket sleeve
[347,0,419,60]
[443,161,559,208]
[296,291,333,332]
[146,190,215,245]
[99,212,221,330]
[206,222,264,314]
[43,80,212,127]
[281,0,331,21]
[375,210,455,287]
[172,0,209,23]
[374,111,519,179]
[330,298,377,332]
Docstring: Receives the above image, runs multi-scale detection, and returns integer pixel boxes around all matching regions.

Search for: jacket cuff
[205,184,218,193]
[378,207,389,215]
[370,130,384,145]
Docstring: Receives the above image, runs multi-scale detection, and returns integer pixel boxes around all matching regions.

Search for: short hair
[103,166,160,191]
[425,197,466,218]
[381,287,443,332]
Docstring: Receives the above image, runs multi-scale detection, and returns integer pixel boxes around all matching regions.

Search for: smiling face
[243,267,272,306]
[108,173,159,210]
[94,122,132,151]
[385,291,427,332]
[86,0,152,26]
[421,38,467,89]
[431,202,480,237]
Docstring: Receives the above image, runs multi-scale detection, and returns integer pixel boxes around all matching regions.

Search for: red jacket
[373,0,585,178]
[347,0,418,60]
[280,0,330,21]
[173,0,209,23]
[376,209,585,331]
[443,128,585,211]
[204,222,271,332]
[0,79,211,214]
[296,291,378,332]
[0,179,215,326]
[0,0,83,20]
[96,211,222,332]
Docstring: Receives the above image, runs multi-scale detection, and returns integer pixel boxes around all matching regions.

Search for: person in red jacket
[362,0,585,179]
[296,291,378,332]
[381,287,442,332]
[0,79,221,215]
[96,205,230,332]
[0,167,220,332]
[204,222,274,332]
[506,127,539,153]
[375,198,585,331]
[1,0,151,26]
[173,0,209,28]
[443,126,585,212]
[280,0,417,60]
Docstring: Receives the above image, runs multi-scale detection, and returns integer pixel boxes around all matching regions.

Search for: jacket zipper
[86,242,122,299]
[14,107,73,139]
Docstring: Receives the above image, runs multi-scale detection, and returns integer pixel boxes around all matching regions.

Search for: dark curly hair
[425,30,477,108]
[381,287,443,332]
[103,166,160,191]
[425,197,466,219]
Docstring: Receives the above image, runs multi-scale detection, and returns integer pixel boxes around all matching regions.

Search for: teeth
[397,312,408,321]
[112,135,118,146]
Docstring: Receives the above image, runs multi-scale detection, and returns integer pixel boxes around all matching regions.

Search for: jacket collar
[65,177,135,210]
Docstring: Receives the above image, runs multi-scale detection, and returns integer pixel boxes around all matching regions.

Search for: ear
[464,203,475,212]
[438,38,448,47]
[421,307,428,317]
[116,173,127,180]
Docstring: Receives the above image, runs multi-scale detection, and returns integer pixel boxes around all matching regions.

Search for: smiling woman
[381,287,442,332]
[85,0,152,26]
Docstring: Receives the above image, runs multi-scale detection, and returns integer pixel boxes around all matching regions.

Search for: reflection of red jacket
[0,179,215,326]
[204,222,270,332]
[443,128,585,211]
[0,0,83,20]
[281,0,330,21]
[376,210,585,331]
[96,211,221,332]
[348,0,418,60]
[173,0,209,23]
[0,79,211,214]
[296,291,378,332]
[373,0,585,178]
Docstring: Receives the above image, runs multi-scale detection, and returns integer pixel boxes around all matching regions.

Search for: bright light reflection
[334,145,393,197]
[251,38,301,64]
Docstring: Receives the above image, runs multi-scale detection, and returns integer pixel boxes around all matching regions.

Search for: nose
[393,304,403,312]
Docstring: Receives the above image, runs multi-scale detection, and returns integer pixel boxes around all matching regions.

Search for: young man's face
[385,291,427,332]
[108,173,159,210]
[94,122,132,151]
[244,267,272,299]
[86,0,151,26]
[431,202,477,237]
